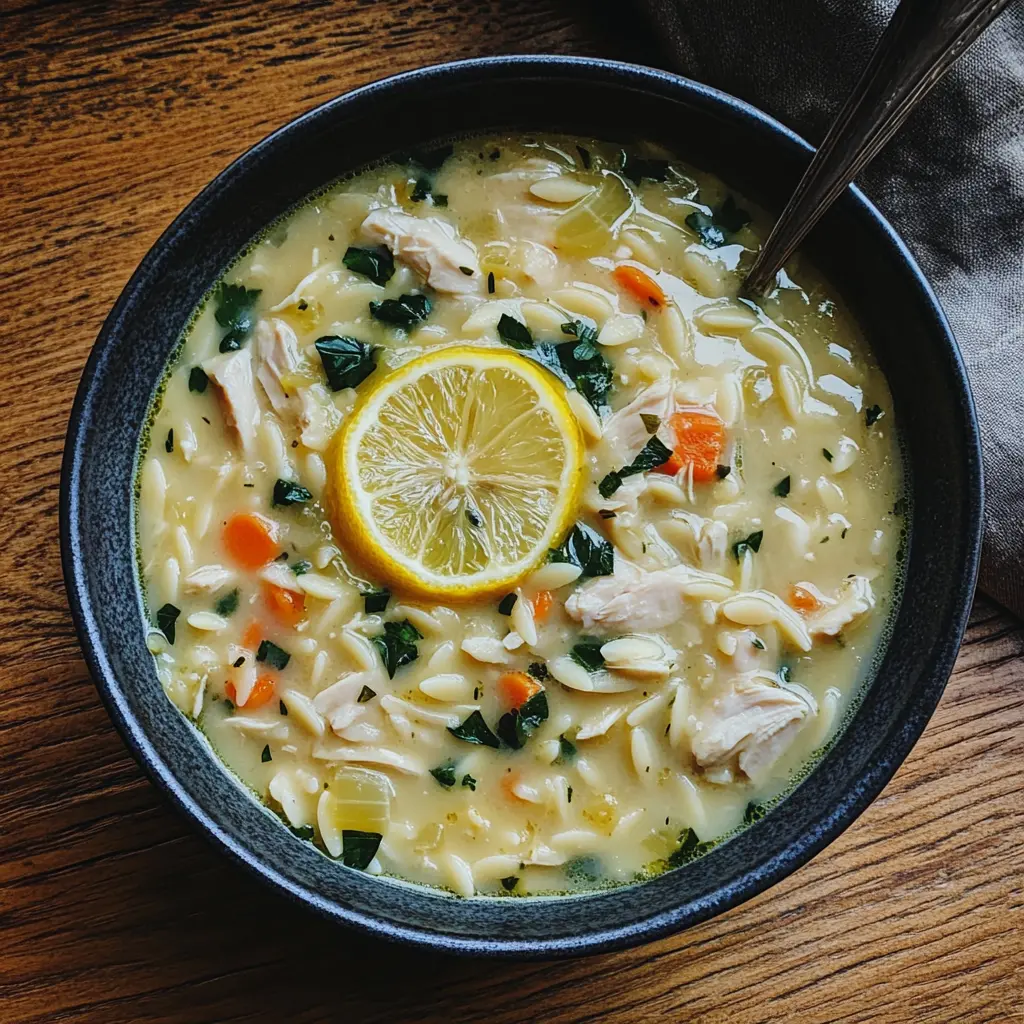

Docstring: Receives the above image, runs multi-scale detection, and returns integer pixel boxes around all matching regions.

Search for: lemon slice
[330,345,584,599]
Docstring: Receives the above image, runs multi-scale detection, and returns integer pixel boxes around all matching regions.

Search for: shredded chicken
[201,348,260,457]
[691,673,816,782]
[565,561,733,631]
[361,207,481,294]
[603,380,678,460]
[252,317,339,451]
[667,511,729,570]
[808,575,875,636]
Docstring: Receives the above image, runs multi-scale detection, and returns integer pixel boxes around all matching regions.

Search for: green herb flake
[497,593,517,615]
[716,464,731,479]
[500,875,519,892]
[214,588,239,617]
[496,313,533,350]
[410,176,432,202]
[371,620,422,678]
[290,560,311,575]
[599,435,674,498]
[289,823,315,840]
[341,829,382,870]
[361,588,391,614]
[279,699,288,716]
[342,245,395,286]
[751,636,766,651]
[369,293,431,328]
[773,475,791,498]
[273,479,312,507]
[865,404,884,427]
[164,428,174,454]
[570,638,605,673]
[429,760,457,789]
[461,774,477,791]
[256,640,291,671]
[556,734,578,764]
[527,662,550,681]
[685,195,751,249]
[549,522,614,579]
[357,685,377,703]
[487,271,495,294]
[732,529,764,561]
[188,366,209,393]
[779,664,793,683]
[822,448,834,462]
[497,690,549,749]
[448,709,500,748]
[261,744,272,763]
[560,318,599,348]
[433,194,448,208]
[314,335,378,391]
[156,603,181,644]
[214,282,262,352]
[668,828,714,867]
[233,656,245,668]
[639,413,661,434]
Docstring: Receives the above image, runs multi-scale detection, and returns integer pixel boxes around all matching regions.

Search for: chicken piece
[253,317,340,452]
[361,207,481,294]
[565,561,733,631]
[201,348,260,457]
[254,317,302,415]
[808,575,875,636]
[602,380,679,461]
[665,511,729,571]
[691,673,816,782]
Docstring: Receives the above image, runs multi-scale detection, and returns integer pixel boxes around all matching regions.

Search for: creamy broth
[138,135,902,896]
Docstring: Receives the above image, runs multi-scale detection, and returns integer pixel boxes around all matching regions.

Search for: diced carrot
[788,583,825,614]
[613,264,666,309]
[241,620,262,650]
[223,512,279,570]
[497,671,542,709]
[226,674,276,709]
[653,410,725,482]
[531,590,555,623]
[263,582,306,627]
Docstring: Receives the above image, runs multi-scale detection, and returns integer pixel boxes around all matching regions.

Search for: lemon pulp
[330,345,584,599]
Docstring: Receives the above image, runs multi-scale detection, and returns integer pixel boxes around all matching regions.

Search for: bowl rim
[60,54,984,958]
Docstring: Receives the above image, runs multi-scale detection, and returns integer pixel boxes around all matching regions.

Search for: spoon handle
[744,0,1014,295]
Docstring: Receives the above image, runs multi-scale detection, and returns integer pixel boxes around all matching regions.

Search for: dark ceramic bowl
[60,56,983,958]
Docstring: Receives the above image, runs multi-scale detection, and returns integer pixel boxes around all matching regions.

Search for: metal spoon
[744,0,1015,296]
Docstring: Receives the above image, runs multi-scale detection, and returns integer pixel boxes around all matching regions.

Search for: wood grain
[0,2,1020,1021]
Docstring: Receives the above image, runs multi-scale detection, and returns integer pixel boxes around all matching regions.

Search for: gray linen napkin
[637,0,1024,619]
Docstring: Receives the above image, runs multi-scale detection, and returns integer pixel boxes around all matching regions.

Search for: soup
[138,135,902,896]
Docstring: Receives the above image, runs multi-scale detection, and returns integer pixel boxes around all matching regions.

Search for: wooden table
[2,2,1021,1020]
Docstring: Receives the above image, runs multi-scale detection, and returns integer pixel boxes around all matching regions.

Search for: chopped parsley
[342,245,395,286]
[487,271,495,294]
[357,685,377,703]
[256,640,291,671]
[773,475,791,498]
[549,522,614,579]
[599,435,674,498]
[214,588,239,617]
[290,560,311,575]
[314,335,378,391]
[822,448,834,462]
[279,699,288,715]
[272,479,312,507]
[556,734,578,764]
[261,744,272,763]
[497,593,517,615]
[360,588,391,614]
[461,774,477,791]
[156,603,181,644]
[214,282,262,352]
[371,620,422,678]
[639,413,661,434]
[289,824,315,840]
[685,195,751,249]
[500,875,519,892]
[448,709,500,748]
[497,690,549,749]
[369,293,431,328]
[429,759,457,789]
[233,656,245,668]
[164,429,174,454]
[732,529,764,561]
[865,404,884,427]
[410,176,432,202]
[188,366,208,393]
[668,828,714,866]
[527,662,550,681]
[496,313,533,350]
[342,830,382,870]
[716,464,732,479]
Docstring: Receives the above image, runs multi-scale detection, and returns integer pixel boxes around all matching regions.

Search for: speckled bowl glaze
[60,56,983,958]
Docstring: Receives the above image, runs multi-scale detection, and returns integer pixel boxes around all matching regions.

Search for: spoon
[744,0,1016,296]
